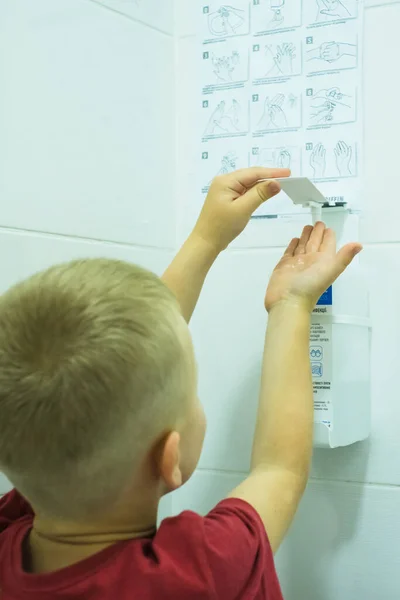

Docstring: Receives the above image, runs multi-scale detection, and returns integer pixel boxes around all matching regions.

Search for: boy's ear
[158,431,183,492]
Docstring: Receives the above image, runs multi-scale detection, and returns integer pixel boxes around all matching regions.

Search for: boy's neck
[27,522,157,574]
[26,496,159,574]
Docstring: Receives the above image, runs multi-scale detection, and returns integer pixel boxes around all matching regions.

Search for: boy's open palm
[265,222,362,312]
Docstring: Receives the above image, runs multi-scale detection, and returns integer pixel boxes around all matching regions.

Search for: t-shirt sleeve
[153,498,283,599]
[0,489,33,532]
[203,498,283,599]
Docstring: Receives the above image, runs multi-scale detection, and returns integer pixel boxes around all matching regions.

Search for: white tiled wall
[0,0,176,249]
[0,0,175,495]
[173,2,400,599]
[88,0,174,33]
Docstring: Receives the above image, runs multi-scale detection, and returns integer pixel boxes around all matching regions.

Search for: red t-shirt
[0,489,284,599]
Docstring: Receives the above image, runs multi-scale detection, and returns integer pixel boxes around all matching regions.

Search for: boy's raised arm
[229,223,362,552]
[161,167,290,322]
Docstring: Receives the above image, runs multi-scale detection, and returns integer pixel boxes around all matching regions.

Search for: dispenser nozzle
[275,177,349,223]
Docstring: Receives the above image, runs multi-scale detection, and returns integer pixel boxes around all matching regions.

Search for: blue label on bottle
[317,286,333,306]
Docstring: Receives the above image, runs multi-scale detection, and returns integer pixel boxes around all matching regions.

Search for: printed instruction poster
[199,0,364,219]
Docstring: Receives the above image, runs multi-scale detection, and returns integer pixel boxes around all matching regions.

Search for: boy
[0,167,361,598]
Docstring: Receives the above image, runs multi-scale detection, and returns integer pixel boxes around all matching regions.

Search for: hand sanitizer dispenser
[277,178,371,448]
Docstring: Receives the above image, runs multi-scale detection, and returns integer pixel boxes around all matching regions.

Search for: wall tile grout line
[227,241,400,252]
[195,467,400,492]
[367,1,400,8]
[0,226,175,253]
[2,478,400,497]
[84,0,174,37]
[172,1,181,248]
[0,225,398,253]
[307,477,400,490]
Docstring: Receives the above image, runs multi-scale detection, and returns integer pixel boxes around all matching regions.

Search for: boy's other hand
[265,222,362,313]
[193,167,291,254]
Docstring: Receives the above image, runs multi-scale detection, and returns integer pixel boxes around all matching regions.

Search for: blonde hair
[0,258,189,520]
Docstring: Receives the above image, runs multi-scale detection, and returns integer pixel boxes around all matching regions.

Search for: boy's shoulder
[0,493,283,600]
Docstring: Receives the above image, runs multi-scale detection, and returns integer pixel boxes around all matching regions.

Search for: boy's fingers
[319,228,336,254]
[334,243,362,277]
[295,225,313,255]
[238,179,281,213]
[306,222,326,253]
[230,167,291,189]
[284,238,300,257]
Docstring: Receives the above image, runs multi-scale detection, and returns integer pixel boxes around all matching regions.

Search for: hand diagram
[212,52,239,82]
[310,143,326,178]
[310,87,350,124]
[204,100,243,135]
[274,43,296,74]
[268,94,288,128]
[204,101,225,135]
[227,99,241,128]
[268,9,284,29]
[314,87,344,103]
[215,153,238,179]
[334,141,352,176]
[319,41,341,62]
[277,149,291,169]
[310,101,335,124]
[318,0,351,19]
[209,5,245,36]
[213,62,233,82]
[257,94,286,130]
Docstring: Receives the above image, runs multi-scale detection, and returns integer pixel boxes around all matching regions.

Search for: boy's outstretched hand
[229,222,362,554]
[193,167,290,253]
[265,222,362,313]
[163,167,290,321]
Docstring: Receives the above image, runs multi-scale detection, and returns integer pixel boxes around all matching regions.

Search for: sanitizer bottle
[277,178,371,447]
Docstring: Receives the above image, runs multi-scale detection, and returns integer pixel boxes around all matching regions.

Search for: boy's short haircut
[0,258,188,520]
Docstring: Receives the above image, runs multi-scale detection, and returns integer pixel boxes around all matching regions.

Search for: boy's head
[0,258,206,521]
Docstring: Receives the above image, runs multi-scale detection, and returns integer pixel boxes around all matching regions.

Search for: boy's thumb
[334,243,362,277]
[240,180,281,214]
